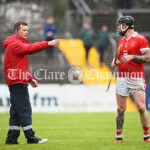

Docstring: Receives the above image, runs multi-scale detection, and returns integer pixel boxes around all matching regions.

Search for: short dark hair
[14,22,28,32]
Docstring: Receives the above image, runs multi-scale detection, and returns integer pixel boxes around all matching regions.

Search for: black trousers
[84,44,92,61]
[45,36,54,60]
[45,46,54,60]
[98,46,105,64]
[6,84,35,141]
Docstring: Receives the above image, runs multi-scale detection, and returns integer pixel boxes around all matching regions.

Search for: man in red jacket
[3,22,60,144]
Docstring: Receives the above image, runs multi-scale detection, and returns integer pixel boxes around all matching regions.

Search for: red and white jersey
[118,32,149,78]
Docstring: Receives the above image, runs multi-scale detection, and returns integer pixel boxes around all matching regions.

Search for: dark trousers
[45,46,54,60]
[84,44,92,61]
[98,46,105,65]
[6,84,35,141]
[45,37,54,60]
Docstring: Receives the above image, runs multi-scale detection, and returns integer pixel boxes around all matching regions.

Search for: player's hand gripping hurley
[106,46,121,92]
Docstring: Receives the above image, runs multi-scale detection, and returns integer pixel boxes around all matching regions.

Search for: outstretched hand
[48,39,60,46]
[30,79,39,88]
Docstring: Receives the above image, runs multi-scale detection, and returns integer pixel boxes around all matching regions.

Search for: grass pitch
[0,112,150,150]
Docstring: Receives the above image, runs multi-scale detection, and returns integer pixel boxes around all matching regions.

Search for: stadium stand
[2,0,149,112]
[0,0,150,84]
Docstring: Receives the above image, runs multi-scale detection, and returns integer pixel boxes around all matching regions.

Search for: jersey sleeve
[13,41,49,56]
[139,36,149,52]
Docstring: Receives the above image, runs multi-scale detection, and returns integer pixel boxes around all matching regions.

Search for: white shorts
[116,77,146,96]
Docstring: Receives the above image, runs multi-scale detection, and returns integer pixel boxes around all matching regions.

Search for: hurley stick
[106,46,121,92]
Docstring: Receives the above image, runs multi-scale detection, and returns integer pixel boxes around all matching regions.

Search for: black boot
[5,139,20,144]
[24,129,48,144]
[27,136,48,144]
[5,130,20,145]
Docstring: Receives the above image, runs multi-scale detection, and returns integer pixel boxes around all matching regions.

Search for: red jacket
[3,34,49,86]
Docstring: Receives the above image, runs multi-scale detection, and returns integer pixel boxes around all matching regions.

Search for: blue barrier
[146,84,150,110]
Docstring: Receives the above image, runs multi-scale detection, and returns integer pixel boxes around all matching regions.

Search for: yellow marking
[126,98,137,112]
[59,39,137,112]
[59,39,115,85]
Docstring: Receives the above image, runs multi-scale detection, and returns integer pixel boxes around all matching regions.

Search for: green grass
[0,112,150,150]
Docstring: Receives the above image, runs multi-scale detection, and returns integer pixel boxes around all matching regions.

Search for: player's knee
[137,105,146,114]
[117,106,125,113]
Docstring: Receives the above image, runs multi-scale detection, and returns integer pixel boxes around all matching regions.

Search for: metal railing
[71,0,92,22]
